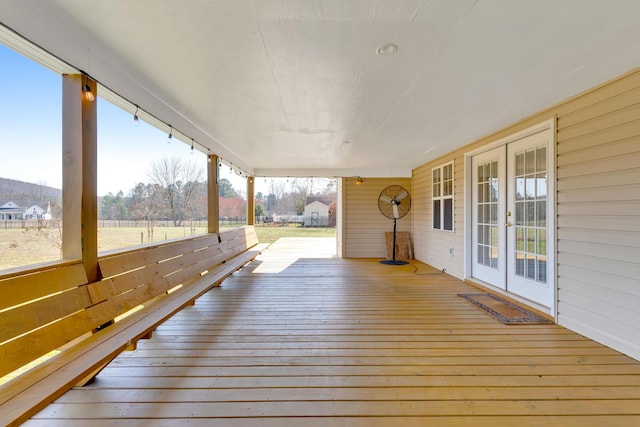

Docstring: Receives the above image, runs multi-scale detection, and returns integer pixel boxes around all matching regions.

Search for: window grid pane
[433,163,454,231]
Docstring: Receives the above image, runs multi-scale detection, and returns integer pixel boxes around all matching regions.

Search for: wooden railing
[0,226,266,426]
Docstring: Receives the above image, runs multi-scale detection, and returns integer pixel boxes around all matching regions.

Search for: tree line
[100,157,212,226]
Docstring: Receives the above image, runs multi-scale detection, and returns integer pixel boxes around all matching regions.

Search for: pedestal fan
[378,185,411,265]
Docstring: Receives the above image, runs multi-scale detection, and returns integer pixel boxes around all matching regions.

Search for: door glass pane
[525,149,535,174]
[512,144,548,283]
[476,160,499,269]
[536,200,546,227]
[536,147,546,172]
[516,153,525,176]
[536,173,547,199]
[516,177,525,201]
[537,256,548,284]
[516,227,524,251]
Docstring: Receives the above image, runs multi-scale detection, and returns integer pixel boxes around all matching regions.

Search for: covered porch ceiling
[2,0,640,177]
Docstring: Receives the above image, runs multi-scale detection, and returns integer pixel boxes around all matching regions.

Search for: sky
[0,43,332,198]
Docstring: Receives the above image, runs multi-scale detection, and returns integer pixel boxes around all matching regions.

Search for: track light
[133,105,139,125]
[167,127,173,143]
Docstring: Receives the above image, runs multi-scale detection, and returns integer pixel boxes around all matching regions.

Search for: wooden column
[207,154,220,235]
[62,74,98,282]
[247,176,255,225]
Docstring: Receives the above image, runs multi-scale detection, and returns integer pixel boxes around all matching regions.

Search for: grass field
[0,224,336,271]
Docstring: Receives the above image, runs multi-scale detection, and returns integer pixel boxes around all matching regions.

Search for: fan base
[379,260,409,266]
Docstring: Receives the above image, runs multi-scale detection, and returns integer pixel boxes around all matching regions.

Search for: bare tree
[129,183,163,242]
[148,157,204,226]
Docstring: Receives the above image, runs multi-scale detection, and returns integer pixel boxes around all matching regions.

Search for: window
[97,97,207,252]
[432,162,454,231]
[218,163,247,229]
[0,44,62,271]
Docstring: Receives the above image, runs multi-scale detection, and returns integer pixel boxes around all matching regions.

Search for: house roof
[2,1,640,177]
[0,200,49,211]
[305,196,335,207]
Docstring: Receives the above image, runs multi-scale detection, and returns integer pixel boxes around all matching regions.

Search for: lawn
[0,224,336,270]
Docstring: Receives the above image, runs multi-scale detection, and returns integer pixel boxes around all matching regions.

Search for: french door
[470,129,554,309]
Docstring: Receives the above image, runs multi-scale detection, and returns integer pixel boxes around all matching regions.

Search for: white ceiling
[2,0,640,177]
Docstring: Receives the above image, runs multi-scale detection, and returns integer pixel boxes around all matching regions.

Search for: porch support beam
[62,74,98,282]
[247,176,255,225]
[207,154,220,235]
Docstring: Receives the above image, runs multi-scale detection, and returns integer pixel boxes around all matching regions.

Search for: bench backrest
[0,226,258,379]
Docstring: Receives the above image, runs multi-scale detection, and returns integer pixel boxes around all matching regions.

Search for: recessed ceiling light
[376,43,398,56]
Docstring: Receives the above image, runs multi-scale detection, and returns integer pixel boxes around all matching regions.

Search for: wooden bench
[0,226,266,426]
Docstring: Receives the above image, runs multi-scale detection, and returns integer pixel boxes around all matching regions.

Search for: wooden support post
[208,154,220,236]
[247,176,255,225]
[62,74,98,282]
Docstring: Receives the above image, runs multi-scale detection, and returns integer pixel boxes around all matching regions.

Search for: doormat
[458,293,552,325]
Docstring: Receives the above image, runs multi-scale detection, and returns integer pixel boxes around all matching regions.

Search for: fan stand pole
[380,217,408,266]
[392,217,397,261]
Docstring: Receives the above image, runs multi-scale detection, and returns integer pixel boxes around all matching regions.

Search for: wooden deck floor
[26,238,640,426]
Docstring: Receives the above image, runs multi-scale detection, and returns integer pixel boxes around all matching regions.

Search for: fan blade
[392,203,400,219]
[395,190,408,202]
[379,195,393,204]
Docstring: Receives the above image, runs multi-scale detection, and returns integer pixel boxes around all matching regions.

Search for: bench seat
[0,226,266,426]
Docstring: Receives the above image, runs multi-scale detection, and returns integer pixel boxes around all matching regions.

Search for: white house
[0,200,52,220]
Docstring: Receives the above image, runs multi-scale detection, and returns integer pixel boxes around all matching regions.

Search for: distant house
[0,200,52,220]
[303,196,336,227]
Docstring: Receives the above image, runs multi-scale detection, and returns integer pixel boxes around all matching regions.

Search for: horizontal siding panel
[559,264,640,297]
[557,185,640,204]
[557,119,640,154]
[558,151,640,178]
[553,68,640,118]
[557,137,640,166]
[558,240,640,264]
[558,252,640,280]
[558,296,640,343]
[559,228,640,247]
[557,103,640,142]
[557,201,640,216]
[557,214,640,231]
[560,276,640,309]
[557,169,640,191]
[558,86,640,128]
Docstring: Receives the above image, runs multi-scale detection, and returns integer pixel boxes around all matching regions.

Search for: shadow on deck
[26,238,640,426]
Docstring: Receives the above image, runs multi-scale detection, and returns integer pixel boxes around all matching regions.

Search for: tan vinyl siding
[336,178,344,258]
[343,178,412,258]
[412,67,640,360]
[555,71,640,360]
[413,157,465,278]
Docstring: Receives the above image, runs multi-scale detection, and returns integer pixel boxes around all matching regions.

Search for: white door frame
[463,118,557,318]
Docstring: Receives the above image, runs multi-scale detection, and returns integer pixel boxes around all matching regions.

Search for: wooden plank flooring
[26,238,640,426]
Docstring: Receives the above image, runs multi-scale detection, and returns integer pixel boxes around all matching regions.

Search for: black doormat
[458,293,552,325]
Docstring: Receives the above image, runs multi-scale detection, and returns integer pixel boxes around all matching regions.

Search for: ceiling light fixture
[355,177,363,185]
[190,138,194,154]
[82,75,95,102]
[376,43,398,56]
[82,84,94,101]
[167,126,173,143]
[133,105,139,124]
